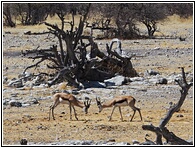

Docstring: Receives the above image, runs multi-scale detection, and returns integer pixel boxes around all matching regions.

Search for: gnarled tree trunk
[22,5,138,88]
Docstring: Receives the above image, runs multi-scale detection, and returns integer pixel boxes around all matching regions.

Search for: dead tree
[86,18,117,39]
[22,5,138,88]
[142,67,193,145]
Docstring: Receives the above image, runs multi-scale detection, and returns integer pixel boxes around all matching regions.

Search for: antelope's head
[95,97,103,113]
[83,97,91,114]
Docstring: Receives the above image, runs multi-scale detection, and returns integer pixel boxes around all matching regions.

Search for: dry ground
[3,97,193,145]
[2,15,194,145]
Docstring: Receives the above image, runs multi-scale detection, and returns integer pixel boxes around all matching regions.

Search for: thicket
[3,3,193,39]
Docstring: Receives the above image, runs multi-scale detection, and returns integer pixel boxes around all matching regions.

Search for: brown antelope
[96,96,142,121]
[49,93,91,120]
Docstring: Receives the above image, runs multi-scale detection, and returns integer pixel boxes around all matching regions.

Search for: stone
[158,78,168,84]
[8,79,23,88]
[3,76,8,84]
[20,138,28,145]
[83,81,106,88]
[9,100,22,107]
[129,77,145,82]
[104,75,127,86]
[147,69,160,76]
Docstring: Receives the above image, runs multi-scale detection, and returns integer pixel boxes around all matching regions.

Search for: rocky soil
[2,16,193,145]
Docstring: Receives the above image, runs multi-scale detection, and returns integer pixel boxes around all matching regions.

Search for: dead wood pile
[22,12,138,88]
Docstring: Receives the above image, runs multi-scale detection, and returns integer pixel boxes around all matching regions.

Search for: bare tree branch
[142,67,193,145]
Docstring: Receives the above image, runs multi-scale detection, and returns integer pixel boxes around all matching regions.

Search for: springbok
[96,96,142,121]
[49,93,91,120]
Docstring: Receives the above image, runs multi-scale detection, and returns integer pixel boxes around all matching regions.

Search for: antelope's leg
[50,101,60,120]
[130,106,142,121]
[118,107,123,121]
[52,108,55,120]
[69,102,72,120]
[72,105,78,120]
[49,107,51,120]
[130,110,136,121]
[109,106,116,121]
[137,109,143,121]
